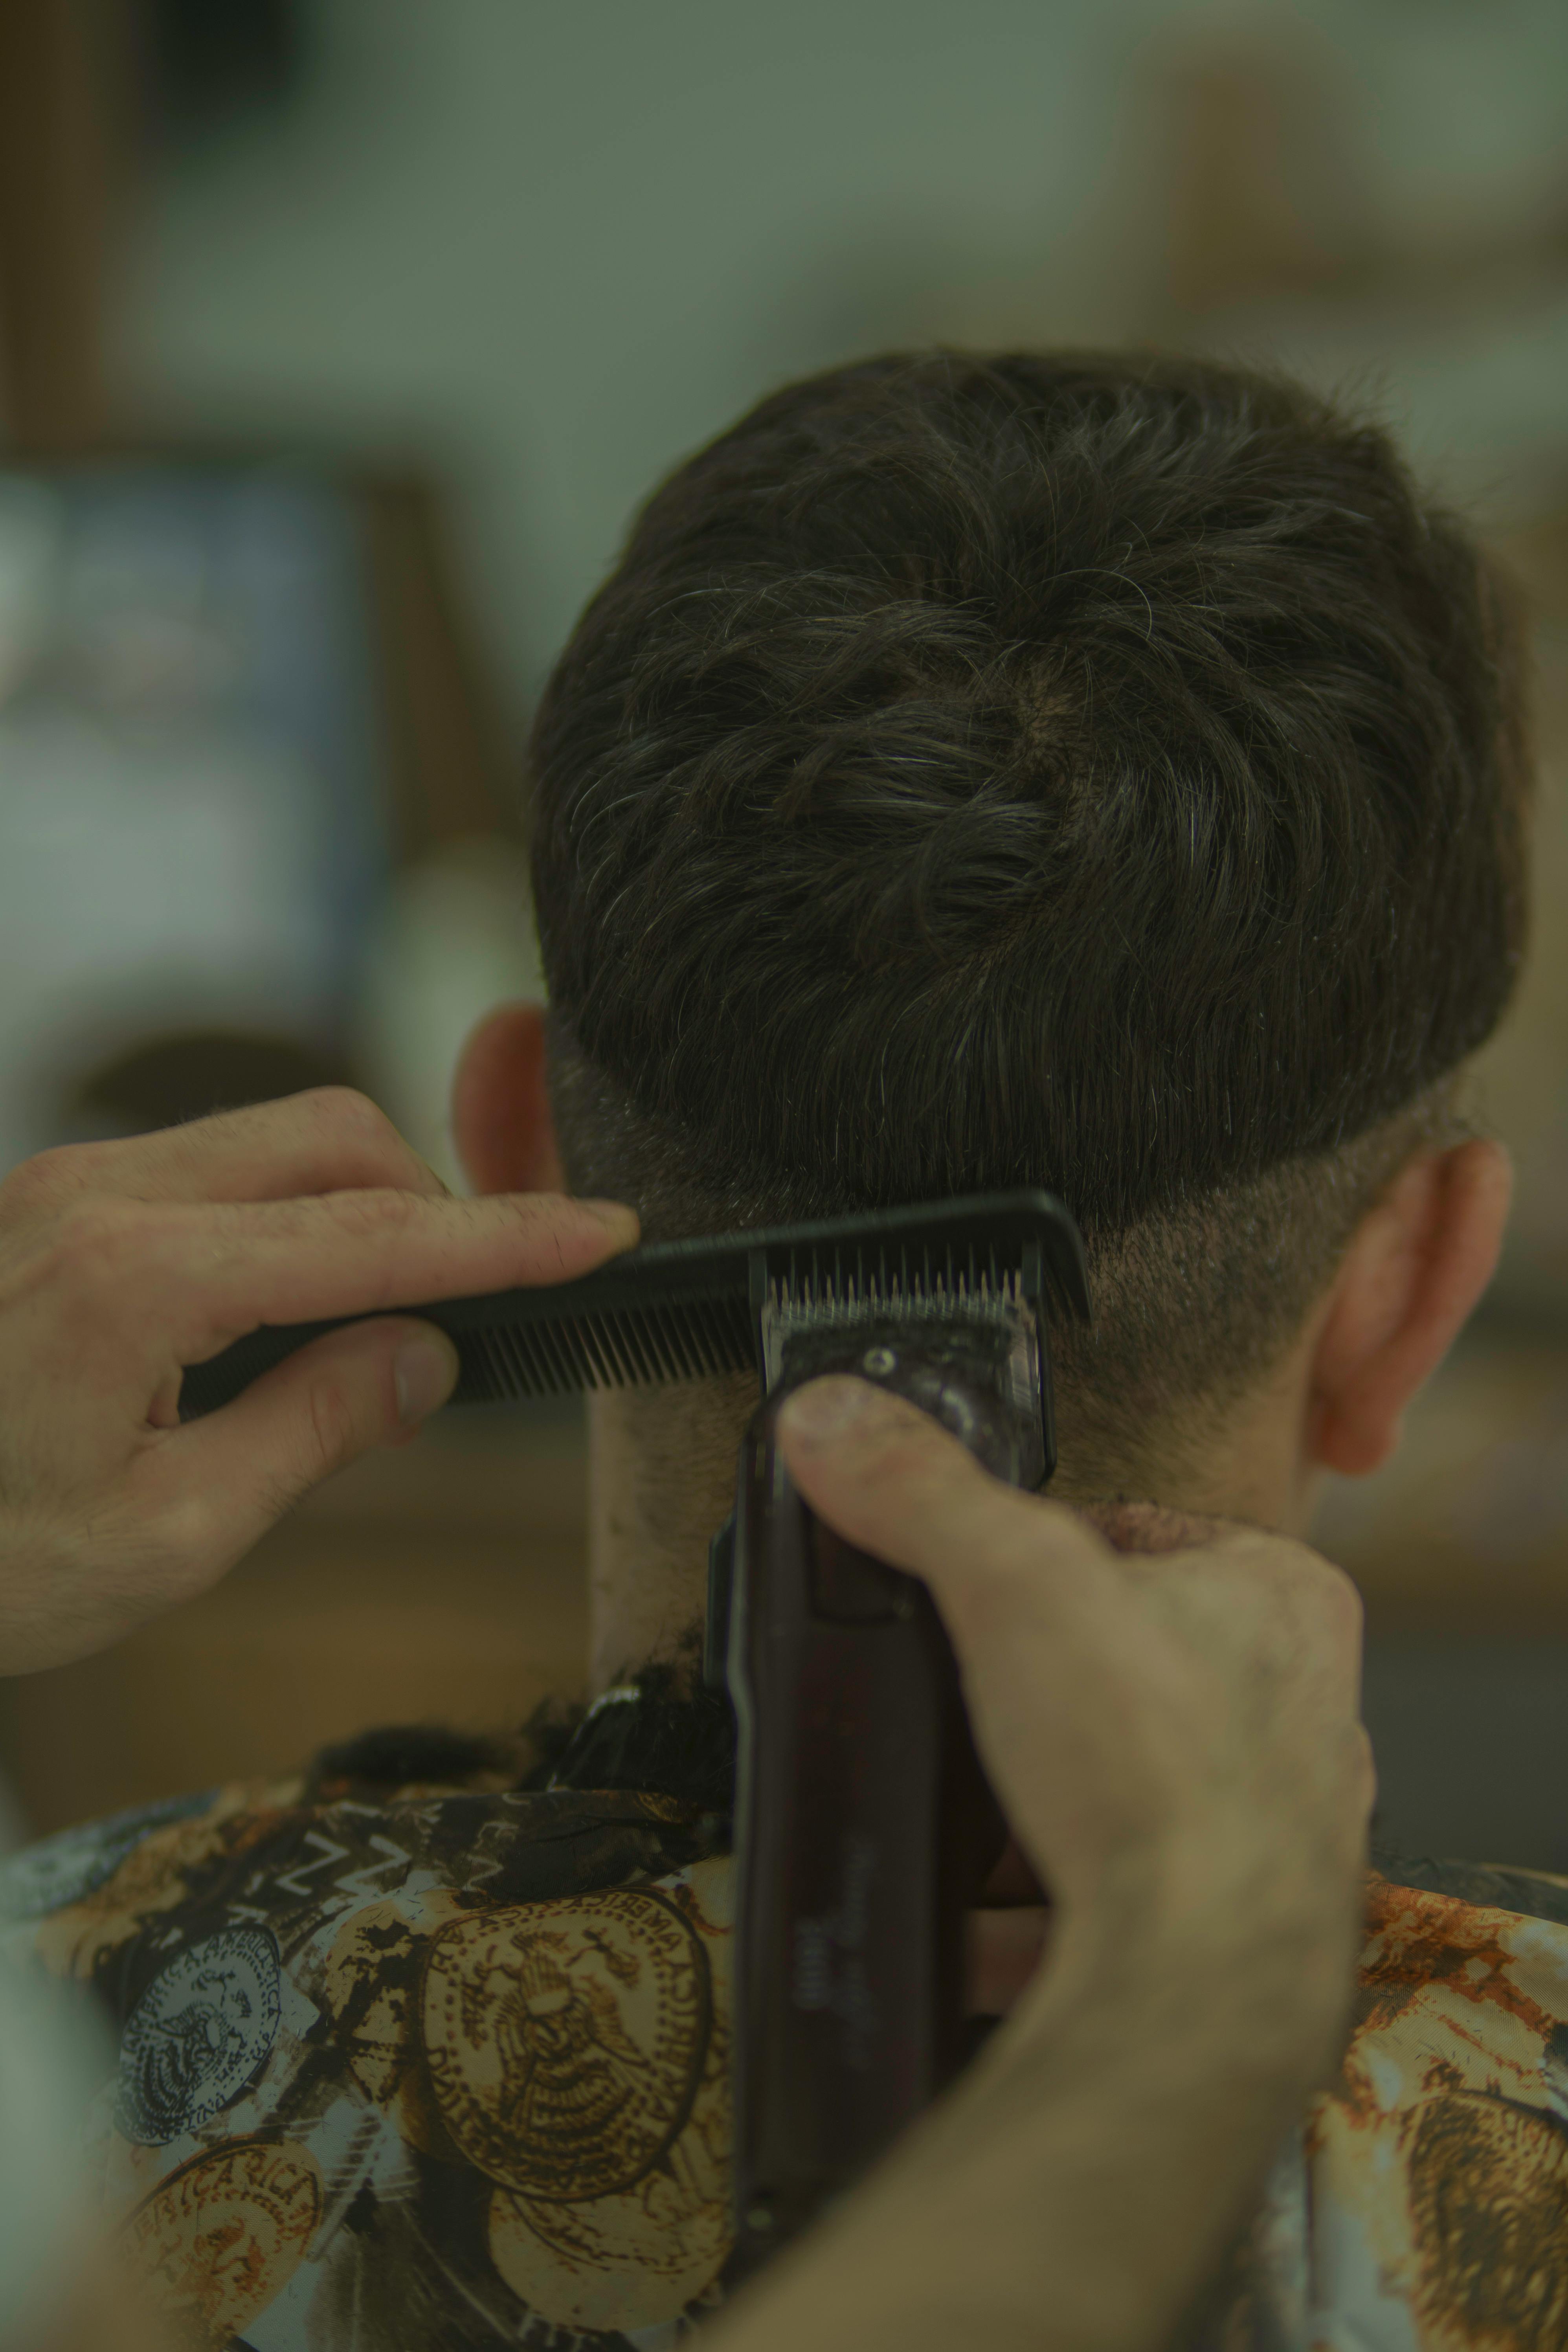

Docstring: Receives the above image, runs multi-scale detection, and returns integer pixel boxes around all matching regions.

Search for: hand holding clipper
[716,1203,1087,2276]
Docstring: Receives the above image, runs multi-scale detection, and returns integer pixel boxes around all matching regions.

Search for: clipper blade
[760,1265,1046,1481]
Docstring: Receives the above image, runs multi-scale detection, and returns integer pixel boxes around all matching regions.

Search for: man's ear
[450,1002,567,1197]
[1308,1138,1512,1478]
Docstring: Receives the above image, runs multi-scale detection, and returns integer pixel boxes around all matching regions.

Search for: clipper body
[723,1299,1064,2276]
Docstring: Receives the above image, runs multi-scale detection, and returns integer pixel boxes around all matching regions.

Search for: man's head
[459,349,1528,1536]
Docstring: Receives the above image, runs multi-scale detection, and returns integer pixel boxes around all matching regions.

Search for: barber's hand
[706,1379,1373,2352]
[778,1376,1372,2072]
[0,1090,637,1674]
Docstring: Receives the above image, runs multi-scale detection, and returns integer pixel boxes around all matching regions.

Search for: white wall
[120,0,1568,722]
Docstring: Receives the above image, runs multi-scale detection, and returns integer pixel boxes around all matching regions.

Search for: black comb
[177,1189,1089,1421]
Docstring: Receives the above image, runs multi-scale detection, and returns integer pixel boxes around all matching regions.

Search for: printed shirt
[5,1733,1568,2352]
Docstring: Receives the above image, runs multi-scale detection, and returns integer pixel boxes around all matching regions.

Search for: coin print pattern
[488,2165,732,2339]
[0,1788,216,1920]
[117,1926,282,2144]
[421,1890,711,2202]
[20,1735,1568,2350]
[121,2136,322,2352]
[5,1771,735,2348]
[485,1921,733,2340]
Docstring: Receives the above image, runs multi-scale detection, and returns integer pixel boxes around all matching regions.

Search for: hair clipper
[705,1199,1087,2276]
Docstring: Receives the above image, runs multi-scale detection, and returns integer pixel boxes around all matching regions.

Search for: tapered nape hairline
[545,1017,1468,1459]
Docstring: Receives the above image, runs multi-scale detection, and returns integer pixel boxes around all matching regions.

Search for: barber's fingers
[31,1188,638,1373]
[168,1190,640,1351]
[776,1375,1111,1621]
[781,1377,1373,1977]
[778,1379,1151,1930]
[2,1088,450,1212]
[140,1317,463,1570]
[778,1381,1357,1651]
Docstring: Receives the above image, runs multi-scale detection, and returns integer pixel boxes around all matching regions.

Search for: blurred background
[2,0,1567,1867]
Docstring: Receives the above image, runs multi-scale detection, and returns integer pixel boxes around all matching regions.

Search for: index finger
[12,1089,448,1210]
[72,1189,639,1368]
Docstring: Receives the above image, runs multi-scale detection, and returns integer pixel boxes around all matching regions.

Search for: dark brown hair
[530,351,1529,1467]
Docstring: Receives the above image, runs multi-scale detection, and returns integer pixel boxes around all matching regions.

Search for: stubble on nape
[587,1369,759,1692]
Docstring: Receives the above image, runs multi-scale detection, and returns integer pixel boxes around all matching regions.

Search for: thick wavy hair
[529,351,1530,1468]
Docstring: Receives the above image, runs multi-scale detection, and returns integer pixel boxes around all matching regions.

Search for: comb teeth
[451,1293,756,1402]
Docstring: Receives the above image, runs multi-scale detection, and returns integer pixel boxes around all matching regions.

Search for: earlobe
[1308,1139,1512,1479]
[450,1002,568,1197]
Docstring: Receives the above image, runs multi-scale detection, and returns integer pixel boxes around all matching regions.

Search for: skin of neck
[584,1327,1324,1696]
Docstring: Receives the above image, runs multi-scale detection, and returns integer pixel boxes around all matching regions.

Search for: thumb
[168,1316,459,1557]
[776,1374,1104,1615]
